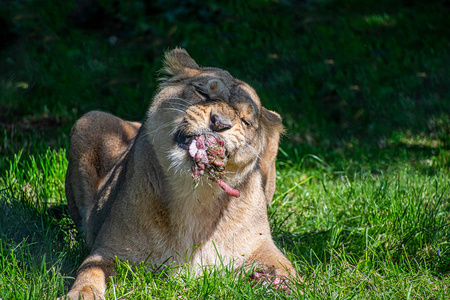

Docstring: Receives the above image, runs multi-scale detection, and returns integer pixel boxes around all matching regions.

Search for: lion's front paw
[61,287,104,300]
[248,270,292,293]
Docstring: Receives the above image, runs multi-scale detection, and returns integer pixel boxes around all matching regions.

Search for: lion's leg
[66,111,140,247]
[65,253,114,300]
[249,241,296,277]
[247,242,297,292]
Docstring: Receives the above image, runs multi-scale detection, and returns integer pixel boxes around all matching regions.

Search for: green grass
[1,0,449,298]
[1,143,448,299]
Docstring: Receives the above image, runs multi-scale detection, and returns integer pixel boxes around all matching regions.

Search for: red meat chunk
[188,134,240,198]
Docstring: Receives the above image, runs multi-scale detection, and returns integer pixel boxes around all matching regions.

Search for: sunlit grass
[0,148,448,298]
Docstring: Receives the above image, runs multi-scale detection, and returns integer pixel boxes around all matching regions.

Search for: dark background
[1,0,449,171]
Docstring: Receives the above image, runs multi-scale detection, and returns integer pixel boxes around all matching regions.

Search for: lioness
[64,48,295,299]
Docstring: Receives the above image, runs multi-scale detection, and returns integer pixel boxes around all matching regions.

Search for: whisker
[242,142,259,158]
[162,108,186,114]
[152,120,178,135]
[136,97,192,144]
[166,97,192,106]
[243,142,269,168]
[165,101,190,110]
[168,124,184,137]
[137,120,179,143]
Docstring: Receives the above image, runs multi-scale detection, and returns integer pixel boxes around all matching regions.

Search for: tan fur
[64,48,294,299]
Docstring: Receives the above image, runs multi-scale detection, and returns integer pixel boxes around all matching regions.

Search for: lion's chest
[105,170,266,273]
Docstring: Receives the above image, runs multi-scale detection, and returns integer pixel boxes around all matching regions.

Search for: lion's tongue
[216,178,240,198]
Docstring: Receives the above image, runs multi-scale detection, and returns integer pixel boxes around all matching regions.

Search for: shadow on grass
[283,138,449,176]
[0,191,87,283]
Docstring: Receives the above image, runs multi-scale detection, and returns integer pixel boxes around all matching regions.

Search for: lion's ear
[260,107,284,206]
[163,48,200,77]
[261,107,283,131]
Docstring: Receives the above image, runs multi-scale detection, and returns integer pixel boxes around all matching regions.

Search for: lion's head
[144,49,283,202]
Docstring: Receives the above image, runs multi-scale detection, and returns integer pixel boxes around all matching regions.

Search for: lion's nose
[210,114,232,132]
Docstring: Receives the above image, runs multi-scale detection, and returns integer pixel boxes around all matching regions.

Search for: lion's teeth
[184,136,193,144]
